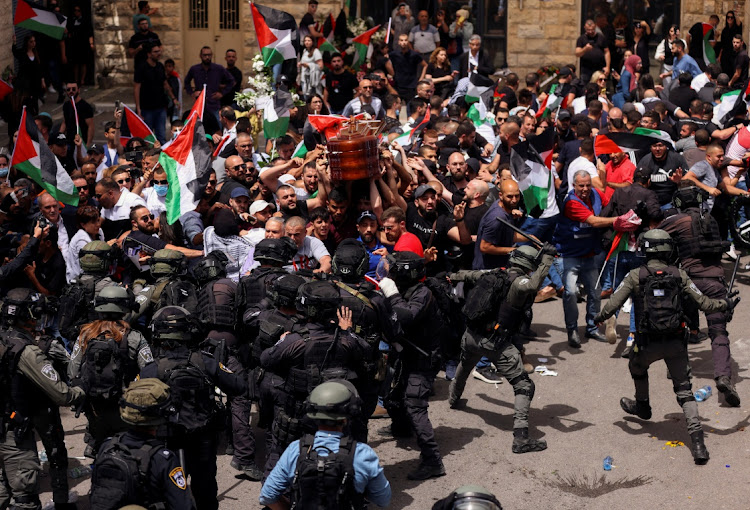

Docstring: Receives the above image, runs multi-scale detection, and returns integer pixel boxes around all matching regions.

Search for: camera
[124,150,143,164]
[38,216,52,230]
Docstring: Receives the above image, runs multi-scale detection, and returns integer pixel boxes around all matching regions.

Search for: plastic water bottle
[603,456,613,471]
[69,464,93,479]
[42,491,78,510]
[38,450,48,463]
[695,385,713,402]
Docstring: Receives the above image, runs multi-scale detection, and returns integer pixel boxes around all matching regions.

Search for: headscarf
[624,55,642,92]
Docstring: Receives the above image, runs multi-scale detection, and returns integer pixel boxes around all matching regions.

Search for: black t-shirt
[426,64,452,95]
[576,33,607,71]
[300,13,315,38]
[134,61,167,110]
[459,202,488,269]
[325,70,358,112]
[128,31,162,73]
[405,202,456,272]
[35,251,66,296]
[496,86,517,110]
[62,99,94,143]
[734,50,750,85]
[636,151,688,206]
[279,200,309,221]
[389,50,424,90]
[222,66,243,106]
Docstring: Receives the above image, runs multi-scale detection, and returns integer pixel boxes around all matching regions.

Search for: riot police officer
[68,286,154,457]
[447,243,557,454]
[89,378,194,510]
[659,185,741,406]
[237,237,298,317]
[330,239,400,442]
[0,288,85,510]
[58,240,117,343]
[259,380,391,509]
[595,229,739,465]
[133,249,198,324]
[378,251,446,480]
[140,306,247,510]
[260,281,370,476]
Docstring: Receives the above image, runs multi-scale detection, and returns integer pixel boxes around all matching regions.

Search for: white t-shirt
[567,156,599,188]
[286,236,330,271]
[142,187,167,217]
[67,228,105,282]
[101,189,147,221]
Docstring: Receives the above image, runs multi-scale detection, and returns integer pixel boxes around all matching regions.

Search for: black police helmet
[332,239,370,282]
[268,273,308,308]
[386,251,425,286]
[255,237,298,266]
[295,280,342,322]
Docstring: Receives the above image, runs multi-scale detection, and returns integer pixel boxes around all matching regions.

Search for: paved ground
[35,257,750,509]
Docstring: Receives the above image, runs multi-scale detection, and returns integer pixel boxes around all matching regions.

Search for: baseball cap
[51,133,67,146]
[414,184,437,199]
[357,210,378,224]
[230,187,250,199]
[465,158,480,174]
[558,67,572,77]
[88,143,103,154]
[249,200,274,215]
[557,109,572,120]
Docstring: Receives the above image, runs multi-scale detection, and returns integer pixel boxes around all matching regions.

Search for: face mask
[154,184,168,197]
[395,108,401,117]
[0,168,8,178]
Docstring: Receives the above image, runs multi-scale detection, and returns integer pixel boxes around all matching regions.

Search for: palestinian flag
[258,88,293,140]
[318,13,337,53]
[631,127,675,146]
[393,108,431,146]
[334,9,348,42]
[466,73,493,105]
[10,107,78,205]
[0,80,12,101]
[292,140,308,159]
[308,114,348,140]
[593,131,660,165]
[535,84,568,118]
[510,128,555,218]
[189,84,206,121]
[212,133,235,158]
[352,25,381,70]
[713,88,746,128]
[120,105,158,147]
[697,22,717,67]
[14,0,67,39]
[158,113,212,224]
[466,100,492,127]
[70,97,88,159]
[250,2,298,67]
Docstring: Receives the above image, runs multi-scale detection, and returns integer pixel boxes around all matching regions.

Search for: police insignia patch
[41,363,58,382]
[689,282,702,295]
[170,467,187,490]
[519,278,530,285]
[139,347,154,364]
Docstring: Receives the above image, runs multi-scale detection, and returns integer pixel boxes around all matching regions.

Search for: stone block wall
[1,8,14,76]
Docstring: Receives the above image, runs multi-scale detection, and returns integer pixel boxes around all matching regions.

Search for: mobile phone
[115,100,121,110]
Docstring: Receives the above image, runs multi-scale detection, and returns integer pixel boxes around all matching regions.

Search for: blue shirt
[358,236,386,278]
[259,430,391,507]
[473,201,516,269]
[672,54,703,79]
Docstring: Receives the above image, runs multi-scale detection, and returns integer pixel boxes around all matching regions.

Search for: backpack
[639,266,685,335]
[198,278,237,329]
[461,270,512,330]
[89,433,164,510]
[154,280,199,314]
[58,277,98,341]
[157,352,215,432]
[76,333,131,400]
[422,277,465,362]
[291,434,362,510]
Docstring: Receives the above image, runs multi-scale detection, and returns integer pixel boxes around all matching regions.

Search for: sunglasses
[208,179,217,185]
[232,164,248,171]
[66,87,77,92]
[117,177,131,184]
[361,85,373,89]
[139,214,155,222]
[152,179,168,185]
[94,193,104,200]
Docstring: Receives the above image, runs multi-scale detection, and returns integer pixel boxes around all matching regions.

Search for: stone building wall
[1,9,15,76]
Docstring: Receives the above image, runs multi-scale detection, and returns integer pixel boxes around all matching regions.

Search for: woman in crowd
[421,47,458,99]
[298,35,324,99]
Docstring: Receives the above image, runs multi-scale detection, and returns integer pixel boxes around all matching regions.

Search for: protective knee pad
[509,373,535,399]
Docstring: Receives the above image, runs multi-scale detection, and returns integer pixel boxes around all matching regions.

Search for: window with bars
[189,0,208,29]
[220,0,240,30]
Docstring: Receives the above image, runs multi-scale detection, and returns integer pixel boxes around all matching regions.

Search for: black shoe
[512,436,548,454]
[407,461,446,480]
[620,344,632,358]
[690,431,709,465]
[620,397,652,420]
[585,330,607,342]
[449,397,464,409]
[83,444,97,459]
[377,425,412,438]
[688,331,708,344]
[230,459,263,481]
[518,327,537,338]
[716,376,741,407]
[225,444,234,456]
[567,329,581,348]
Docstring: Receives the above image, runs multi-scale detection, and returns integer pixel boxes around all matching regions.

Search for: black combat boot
[690,430,709,465]
[407,460,446,480]
[716,376,741,407]
[620,397,652,419]
[512,428,548,454]
[567,329,581,348]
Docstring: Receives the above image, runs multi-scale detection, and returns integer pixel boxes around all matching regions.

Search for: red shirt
[394,231,424,257]
[604,156,636,201]
[564,189,609,223]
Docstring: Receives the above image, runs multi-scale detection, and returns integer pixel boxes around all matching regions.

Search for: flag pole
[385,17,392,44]
[8,106,25,185]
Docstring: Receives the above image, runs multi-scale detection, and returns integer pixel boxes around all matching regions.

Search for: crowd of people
[2,1,750,509]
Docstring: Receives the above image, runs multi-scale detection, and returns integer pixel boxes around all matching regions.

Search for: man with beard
[293,162,320,200]
[181,170,222,247]
[122,205,202,277]
[473,179,527,270]
[356,211,387,277]
[441,152,471,201]
[61,174,97,237]
[96,176,147,239]
[406,184,470,273]
[218,155,250,203]
[381,207,424,256]
[228,188,255,231]
[274,183,327,221]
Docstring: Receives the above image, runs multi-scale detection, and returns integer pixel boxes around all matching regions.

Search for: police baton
[727,255,741,297]
[496,218,543,248]
[394,338,430,358]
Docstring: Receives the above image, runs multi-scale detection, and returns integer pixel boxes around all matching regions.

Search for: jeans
[140,108,167,144]
[612,251,642,332]
[521,214,564,289]
[562,255,601,333]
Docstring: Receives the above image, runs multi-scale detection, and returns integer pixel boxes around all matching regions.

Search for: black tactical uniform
[236,237,298,318]
[331,239,401,443]
[260,281,369,476]
[133,250,199,327]
[448,244,556,453]
[378,252,445,481]
[140,306,247,510]
[659,186,740,406]
[595,229,737,465]
[0,289,85,510]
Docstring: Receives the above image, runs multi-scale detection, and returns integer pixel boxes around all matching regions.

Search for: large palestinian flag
[593,130,668,165]
[466,73,494,105]
[690,22,717,68]
[250,2,298,67]
[258,88,293,140]
[10,107,78,205]
[536,83,568,118]
[158,113,212,224]
[318,13,337,54]
[308,114,348,140]
[14,0,66,39]
[510,128,555,218]
[352,25,381,70]
[119,105,158,147]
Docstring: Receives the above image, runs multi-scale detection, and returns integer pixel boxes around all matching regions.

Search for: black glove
[724,295,740,322]
[593,313,604,324]
[541,243,558,257]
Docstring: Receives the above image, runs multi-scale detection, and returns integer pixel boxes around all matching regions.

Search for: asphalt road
[38,257,750,509]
